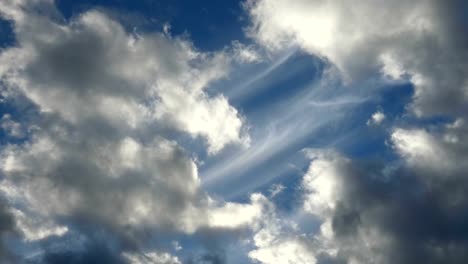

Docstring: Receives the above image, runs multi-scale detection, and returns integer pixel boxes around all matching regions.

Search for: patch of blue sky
[0,19,19,144]
[55,0,250,51]
[0,18,14,49]
[334,83,414,160]
[231,51,325,113]
[0,92,38,146]
[200,54,376,201]
[198,52,439,211]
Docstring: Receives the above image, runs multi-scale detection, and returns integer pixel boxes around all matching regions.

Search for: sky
[0,0,468,263]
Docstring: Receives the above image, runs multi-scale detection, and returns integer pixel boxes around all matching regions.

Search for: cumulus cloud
[249,118,468,264]
[0,1,248,154]
[238,7,468,261]
[392,123,468,174]
[391,119,468,209]
[249,235,316,264]
[0,0,259,261]
[245,0,468,116]
[247,171,334,264]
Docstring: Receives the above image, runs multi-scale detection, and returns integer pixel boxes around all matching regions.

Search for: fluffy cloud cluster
[1,1,248,153]
[248,118,468,264]
[242,2,468,262]
[0,0,258,262]
[246,0,468,116]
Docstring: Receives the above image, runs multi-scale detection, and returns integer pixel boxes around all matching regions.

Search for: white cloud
[297,151,391,264]
[0,6,247,154]
[302,152,345,216]
[248,149,398,264]
[248,191,319,264]
[207,193,265,229]
[0,129,264,238]
[291,125,468,264]
[0,1,259,251]
[123,251,182,264]
[10,208,68,241]
[156,86,249,154]
[249,237,316,264]
[247,169,334,264]
[392,128,440,168]
[392,119,468,177]
[246,0,468,116]
[367,111,385,126]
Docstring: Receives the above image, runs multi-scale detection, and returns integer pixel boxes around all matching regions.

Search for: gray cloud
[293,120,468,264]
[0,201,15,262]
[1,1,248,153]
[0,0,262,261]
[243,2,468,260]
[248,116,468,263]
[325,159,468,263]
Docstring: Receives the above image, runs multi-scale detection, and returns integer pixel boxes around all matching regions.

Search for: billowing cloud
[241,6,468,261]
[392,120,468,175]
[249,118,468,263]
[0,0,258,261]
[0,1,248,154]
[245,0,468,116]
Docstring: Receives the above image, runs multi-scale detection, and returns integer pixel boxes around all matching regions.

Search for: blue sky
[0,1,468,264]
